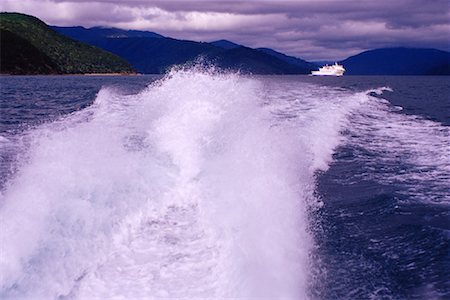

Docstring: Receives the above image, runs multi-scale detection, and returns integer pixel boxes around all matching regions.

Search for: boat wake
[0,69,319,299]
[2,68,445,299]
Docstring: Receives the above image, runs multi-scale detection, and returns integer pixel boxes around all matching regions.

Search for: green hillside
[0,13,134,74]
[1,28,59,74]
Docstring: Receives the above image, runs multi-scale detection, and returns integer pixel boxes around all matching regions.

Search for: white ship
[311,63,345,76]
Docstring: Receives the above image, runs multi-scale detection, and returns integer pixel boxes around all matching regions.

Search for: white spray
[0,69,365,299]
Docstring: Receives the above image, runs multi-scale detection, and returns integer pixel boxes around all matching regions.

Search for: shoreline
[82,72,139,76]
[0,72,142,76]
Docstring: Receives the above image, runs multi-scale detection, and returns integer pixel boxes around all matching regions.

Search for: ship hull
[311,71,344,76]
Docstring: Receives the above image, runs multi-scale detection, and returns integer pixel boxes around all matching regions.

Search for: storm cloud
[1,0,449,60]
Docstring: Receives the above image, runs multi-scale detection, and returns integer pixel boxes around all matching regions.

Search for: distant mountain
[93,37,222,74]
[340,48,450,75]
[0,13,134,75]
[51,26,163,39]
[4,14,449,76]
[257,48,317,73]
[50,26,163,48]
[53,26,315,74]
[210,46,311,74]
[311,61,335,67]
[210,40,241,49]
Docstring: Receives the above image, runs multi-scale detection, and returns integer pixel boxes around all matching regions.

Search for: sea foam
[0,69,364,299]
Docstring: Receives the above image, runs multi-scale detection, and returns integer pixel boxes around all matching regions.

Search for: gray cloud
[1,0,449,60]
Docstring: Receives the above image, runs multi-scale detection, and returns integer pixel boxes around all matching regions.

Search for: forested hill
[0,13,134,75]
[52,26,315,74]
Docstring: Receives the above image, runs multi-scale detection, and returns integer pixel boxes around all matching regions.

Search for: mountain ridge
[340,47,450,75]
[54,24,450,75]
[210,40,241,49]
[0,13,134,75]
[257,48,318,72]
[51,25,314,74]
[3,12,449,75]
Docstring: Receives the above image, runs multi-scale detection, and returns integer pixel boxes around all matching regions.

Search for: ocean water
[0,70,448,299]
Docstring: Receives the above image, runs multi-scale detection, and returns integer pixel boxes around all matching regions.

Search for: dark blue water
[0,74,448,299]
[308,77,449,299]
[0,75,160,134]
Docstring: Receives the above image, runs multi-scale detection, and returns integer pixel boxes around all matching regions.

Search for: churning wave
[0,69,448,299]
[346,88,449,205]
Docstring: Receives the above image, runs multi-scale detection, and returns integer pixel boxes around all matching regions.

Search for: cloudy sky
[1,0,449,60]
